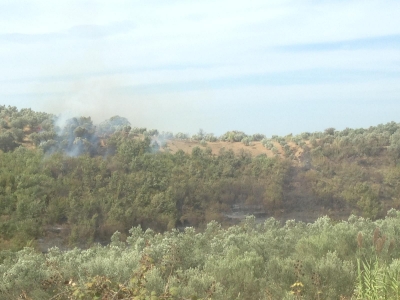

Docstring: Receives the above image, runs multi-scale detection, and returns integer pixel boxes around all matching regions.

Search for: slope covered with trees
[1,105,400,251]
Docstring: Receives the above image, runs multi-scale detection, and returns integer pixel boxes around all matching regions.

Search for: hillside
[162,139,306,160]
[2,105,400,252]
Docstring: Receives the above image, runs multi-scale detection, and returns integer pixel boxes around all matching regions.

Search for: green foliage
[97,115,131,136]
[0,132,18,152]
[219,130,247,142]
[4,107,400,298]
[0,122,289,250]
[354,258,400,299]
[174,132,189,140]
[2,213,400,299]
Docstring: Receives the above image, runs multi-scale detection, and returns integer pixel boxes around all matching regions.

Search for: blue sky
[1,0,400,136]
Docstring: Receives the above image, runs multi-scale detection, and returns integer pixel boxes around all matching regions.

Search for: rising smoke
[35,111,169,158]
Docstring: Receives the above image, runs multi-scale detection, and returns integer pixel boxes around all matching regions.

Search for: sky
[1,0,400,137]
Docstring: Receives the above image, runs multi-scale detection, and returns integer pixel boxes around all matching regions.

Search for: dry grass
[165,140,274,156]
[163,139,304,160]
[17,128,307,162]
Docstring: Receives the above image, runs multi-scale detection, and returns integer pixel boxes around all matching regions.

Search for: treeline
[3,105,400,159]
[2,213,400,299]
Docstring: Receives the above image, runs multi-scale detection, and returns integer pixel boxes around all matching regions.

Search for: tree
[0,131,18,152]
[324,127,336,135]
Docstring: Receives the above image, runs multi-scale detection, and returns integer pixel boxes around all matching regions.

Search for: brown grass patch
[163,139,304,159]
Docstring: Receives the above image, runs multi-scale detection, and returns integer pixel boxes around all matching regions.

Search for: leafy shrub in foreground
[2,212,400,299]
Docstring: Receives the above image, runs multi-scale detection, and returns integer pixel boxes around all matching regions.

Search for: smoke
[40,77,127,124]
[36,103,179,158]
[149,131,174,152]
[30,73,213,157]
[32,65,222,137]
[48,115,99,157]
[43,112,136,157]
[53,111,76,132]
[97,115,131,136]
[35,75,216,136]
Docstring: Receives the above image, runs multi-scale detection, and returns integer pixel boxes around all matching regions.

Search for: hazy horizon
[1,1,400,136]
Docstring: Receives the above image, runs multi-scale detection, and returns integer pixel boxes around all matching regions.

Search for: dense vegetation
[0,105,291,250]
[2,105,400,250]
[2,105,400,298]
[2,214,400,299]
